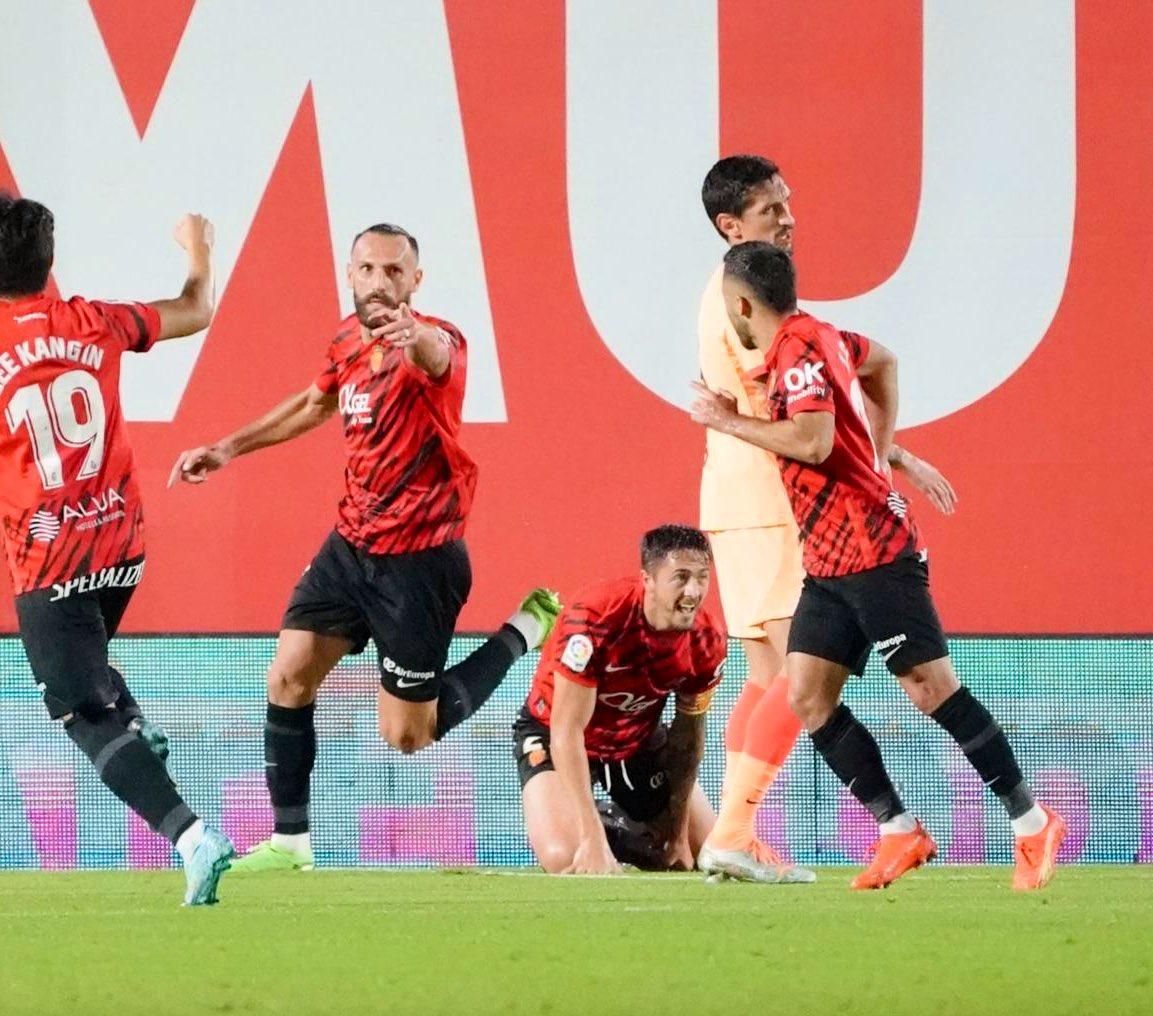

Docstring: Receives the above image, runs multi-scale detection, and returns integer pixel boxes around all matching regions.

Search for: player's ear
[715,213,738,241]
[738,296,752,319]
[412,267,423,292]
[345,262,354,289]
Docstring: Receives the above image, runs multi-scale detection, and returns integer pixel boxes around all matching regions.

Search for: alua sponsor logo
[50,561,145,602]
[63,488,127,528]
[28,488,127,542]
[28,510,61,544]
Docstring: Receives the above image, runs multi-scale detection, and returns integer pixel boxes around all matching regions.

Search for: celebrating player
[170,223,559,872]
[696,155,956,883]
[515,525,737,875]
[691,242,1066,890]
[0,194,234,905]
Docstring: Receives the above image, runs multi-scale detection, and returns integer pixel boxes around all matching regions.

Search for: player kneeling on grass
[692,242,1066,891]
[0,195,233,905]
[517,525,789,876]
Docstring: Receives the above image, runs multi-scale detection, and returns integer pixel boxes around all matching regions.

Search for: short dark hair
[351,222,419,261]
[723,241,797,315]
[701,155,781,238]
[0,192,54,296]
[640,524,711,572]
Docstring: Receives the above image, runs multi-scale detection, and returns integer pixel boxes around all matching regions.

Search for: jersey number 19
[4,370,106,490]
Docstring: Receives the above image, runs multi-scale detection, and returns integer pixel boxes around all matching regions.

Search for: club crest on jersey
[561,634,594,673]
[338,382,373,425]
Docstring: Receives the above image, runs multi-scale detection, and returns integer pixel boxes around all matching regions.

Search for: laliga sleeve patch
[561,634,594,673]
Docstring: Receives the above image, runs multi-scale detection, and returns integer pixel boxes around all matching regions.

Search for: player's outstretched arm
[149,214,215,341]
[550,676,622,876]
[657,703,709,870]
[168,384,337,487]
[689,381,834,464]
[369,302,451,379]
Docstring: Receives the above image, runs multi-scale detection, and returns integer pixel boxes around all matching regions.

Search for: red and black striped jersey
[313,311,477,556]
[751,311,920,577]
[0,294,158,595]
[524,577,726,762]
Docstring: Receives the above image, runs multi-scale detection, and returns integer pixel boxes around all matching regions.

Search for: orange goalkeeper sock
[744,672,802,767]
[724,680,766,754]
[706,674,801,851]
[716,682,767,818]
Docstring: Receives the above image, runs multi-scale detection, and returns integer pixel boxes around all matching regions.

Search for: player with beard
[692,243,1065,890]
[515,526,726,874]
[695,156,957,883]
[171,223,559,872]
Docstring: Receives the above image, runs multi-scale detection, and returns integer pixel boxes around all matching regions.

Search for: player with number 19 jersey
[0,295,158,595]
[750,312,921,577]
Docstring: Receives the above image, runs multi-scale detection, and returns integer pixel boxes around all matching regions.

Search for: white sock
[506,609,544,652]
[878,813,918,836]
[175,819,205,865]
[1012,804,1047,838]
[272,831,312,855]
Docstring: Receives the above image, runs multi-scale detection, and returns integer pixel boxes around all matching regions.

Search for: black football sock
[64,709,194,843]
[435,625,525,739]
[265,702,316,835]
[811,703,906,824]
[107,666,142,723]
[931,687,1035,819]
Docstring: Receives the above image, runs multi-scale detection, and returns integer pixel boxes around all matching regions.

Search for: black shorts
[788,552,949,676]
[282,531,472,702]
[14,557,143,720]
[513,709,671,824]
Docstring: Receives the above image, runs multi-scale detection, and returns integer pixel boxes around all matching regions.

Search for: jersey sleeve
[675,628,727,715]
[313,341,339,395]
[548,600,604,688]
[838,330,871,369]
[400,321,464,389]
[90,301,161,353]
[774,333,835,417]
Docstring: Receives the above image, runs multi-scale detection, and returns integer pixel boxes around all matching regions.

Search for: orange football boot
[1013,805,1067,891]
[851,821,938,890]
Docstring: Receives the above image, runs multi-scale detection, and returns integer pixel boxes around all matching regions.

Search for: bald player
[696,156,957,882]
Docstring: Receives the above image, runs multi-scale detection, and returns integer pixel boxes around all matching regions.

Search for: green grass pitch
[1,867,1150,1015]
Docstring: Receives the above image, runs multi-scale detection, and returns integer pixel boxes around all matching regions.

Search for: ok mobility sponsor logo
[783,361,828,406]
